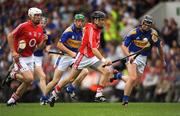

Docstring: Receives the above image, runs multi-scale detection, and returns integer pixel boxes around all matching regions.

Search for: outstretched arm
[57,42,76,58]
[158,42,166,67]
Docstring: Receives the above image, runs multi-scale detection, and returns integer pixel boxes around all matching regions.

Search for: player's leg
[4,64,31,85]
[52,68,81,96]
[7,82,29,105]
[93,64,111,102]
[7,57,35,106]
[70,55,111,102]
[49,67,81,107]
[7,70,34,106]
[122,55,146,105]
[34,66,48,105]
[121,75,129,82]
[122,63,139,105]
[45,56,68,96]
[45,68,63,96]
[33,56,47,103]
[35,67,46,94]
[92,65,129,102]
[71,68,89,86]
[66,68,89,100]
[109,69,129,83]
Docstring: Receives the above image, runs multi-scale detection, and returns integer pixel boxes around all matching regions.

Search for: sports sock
[123,95,129,102]
[95,85,104,97]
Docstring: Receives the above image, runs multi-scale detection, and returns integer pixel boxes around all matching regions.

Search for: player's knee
[25,76,34,83]
[130,76,138,83]
[39,74,46,81]
[40,77,46,83]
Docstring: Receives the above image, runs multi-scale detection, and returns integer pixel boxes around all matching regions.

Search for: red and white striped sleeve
[88,27,97,48]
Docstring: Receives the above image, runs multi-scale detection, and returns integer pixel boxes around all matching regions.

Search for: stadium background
[0,0,179,103]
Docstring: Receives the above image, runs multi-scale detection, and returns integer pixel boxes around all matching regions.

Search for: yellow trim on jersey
[63,27,73,34]
[151,28,158,37]
[65,39,81,48]
[151,28,159,42]
[130,29,137,35]
[133,40,149,48]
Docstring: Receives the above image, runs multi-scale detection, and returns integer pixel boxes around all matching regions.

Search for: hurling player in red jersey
[49,11,112,107]
[5,7,48,106]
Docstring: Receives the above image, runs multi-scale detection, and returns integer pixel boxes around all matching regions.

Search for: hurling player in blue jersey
[112,15,166,106]
[33,17,52,105]
[45,14,89,100]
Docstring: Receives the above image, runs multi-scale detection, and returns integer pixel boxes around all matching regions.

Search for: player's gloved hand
[101,58,112,66]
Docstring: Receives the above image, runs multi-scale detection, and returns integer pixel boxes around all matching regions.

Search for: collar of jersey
[28,20,39,28]
[138,27,151,34]
[71,23,82,33]
[89,23,101,31]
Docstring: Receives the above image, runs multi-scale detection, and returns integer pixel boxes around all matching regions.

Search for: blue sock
[66,84,75,93]
[40,95,48,101]
[114,72,122,80]
[123,95,129,102]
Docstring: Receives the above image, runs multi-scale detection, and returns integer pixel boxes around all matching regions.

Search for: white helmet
[28,7,42,17]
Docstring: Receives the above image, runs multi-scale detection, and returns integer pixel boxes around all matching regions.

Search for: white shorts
[14,56,34,72]
[54,55,75,71]
[73,53,100,70]
[127,55,147,74]
[33,56,43,67]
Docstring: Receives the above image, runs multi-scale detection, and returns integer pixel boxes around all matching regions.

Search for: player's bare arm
[151,29,166,66]
[7,32,19,60]
[158,42,166,66]
[121,44,135,63]
[37,34,48,50]
[91,48,104,60]
[91,48,111,66]
[45,45,51,52]
[57,42,76,58]
[121,44,130,56]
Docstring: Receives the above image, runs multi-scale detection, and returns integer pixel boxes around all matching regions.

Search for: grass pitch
[0,103,180,116]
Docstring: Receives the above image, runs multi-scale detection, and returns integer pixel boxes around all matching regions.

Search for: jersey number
[29,38,36,47]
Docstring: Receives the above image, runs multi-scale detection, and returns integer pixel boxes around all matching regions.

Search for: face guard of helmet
[28,7,42,25]
[40,17,47,28]
[91,11,106,29]
[74,14,85,29]
[141,15,153,31]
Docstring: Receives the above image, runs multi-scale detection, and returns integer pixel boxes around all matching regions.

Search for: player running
[110,15,166,106]
[45,14,89,100]
[49,11,112,107]
[5,7,48,106]
[33,16,52,105]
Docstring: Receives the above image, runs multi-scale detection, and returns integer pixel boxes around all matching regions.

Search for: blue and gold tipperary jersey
[123,27,160,56]
[60,24,82,53]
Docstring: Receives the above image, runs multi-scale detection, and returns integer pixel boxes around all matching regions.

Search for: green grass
[0,103,180,116]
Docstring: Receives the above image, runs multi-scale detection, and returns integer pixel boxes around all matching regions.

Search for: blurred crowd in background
[0,0,180,103]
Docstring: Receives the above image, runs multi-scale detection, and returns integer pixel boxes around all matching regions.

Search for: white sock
[52,90,58,100]
[95,88,103,97]
[7,98,16,104]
